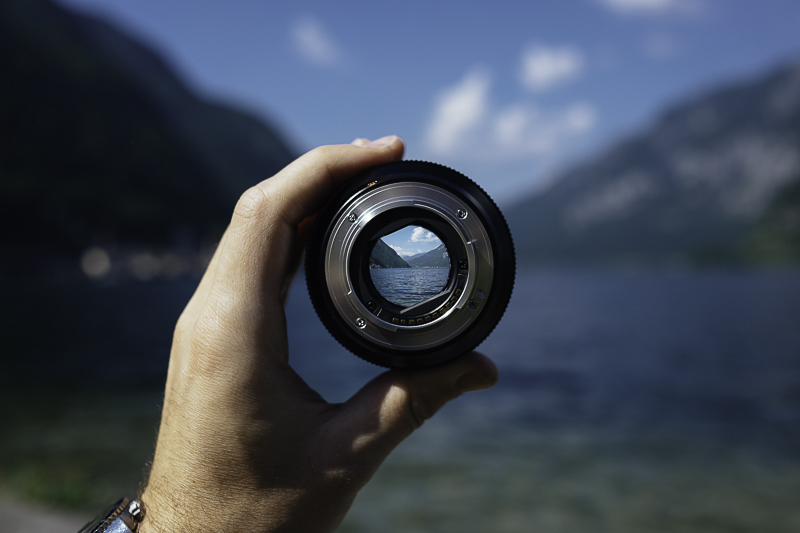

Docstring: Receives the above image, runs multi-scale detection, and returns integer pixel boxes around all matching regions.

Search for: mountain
[0,0,296,279]
[744,175,800,261]
[406,243,450,268]
[506,61,800,266]
[369,239,411,268]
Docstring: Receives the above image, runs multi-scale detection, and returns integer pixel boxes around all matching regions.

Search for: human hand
[138,137,498,532]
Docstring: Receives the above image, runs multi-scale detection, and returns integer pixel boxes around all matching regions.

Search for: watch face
[78,498,128,533]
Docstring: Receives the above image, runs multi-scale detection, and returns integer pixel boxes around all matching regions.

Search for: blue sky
[379,226,443,258]
[57,0,800,205]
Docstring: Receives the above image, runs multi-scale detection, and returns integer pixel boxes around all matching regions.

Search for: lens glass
[369,225,450,308]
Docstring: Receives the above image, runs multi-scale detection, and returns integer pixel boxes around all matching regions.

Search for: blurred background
[1,0,800,531]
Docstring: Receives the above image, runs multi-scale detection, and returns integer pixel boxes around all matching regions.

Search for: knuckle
[406,394,435,430]
[305,146,338,176]
[233,186,269,221]
[308,144,337,162]
[384,381,441,432]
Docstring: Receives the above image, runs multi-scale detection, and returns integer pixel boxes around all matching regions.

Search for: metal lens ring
[305,161,515,369]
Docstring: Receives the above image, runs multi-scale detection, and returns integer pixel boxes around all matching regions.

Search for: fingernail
[369,135,398,147]
[455,369,498,393]
[354,135,398,148]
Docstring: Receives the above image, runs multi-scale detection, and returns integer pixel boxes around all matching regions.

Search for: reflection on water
[370,268,449,307]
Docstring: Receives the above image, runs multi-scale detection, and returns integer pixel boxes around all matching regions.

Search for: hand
[138,137,498,532]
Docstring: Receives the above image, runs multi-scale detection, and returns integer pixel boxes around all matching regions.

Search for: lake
[2,269,800,531]
[369,267,450,307]
[294,268,800,532]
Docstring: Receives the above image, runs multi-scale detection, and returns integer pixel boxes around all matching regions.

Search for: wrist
[138,480,266,533]
[138,484,204,533]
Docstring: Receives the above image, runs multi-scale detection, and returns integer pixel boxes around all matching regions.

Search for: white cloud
[492,102,596,156]
[426,69,491,154]
[644,33,680,59]
[494,105,531,147]
[520,45,584,91]
[424,64,597,159]
[389,245,417,257]
[596,0,702,16]
[410,227,441,243]
[564,103,597,131]
[291,17,343,67]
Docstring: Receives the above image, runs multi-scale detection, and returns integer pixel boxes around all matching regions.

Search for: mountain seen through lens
[369,225,450,308]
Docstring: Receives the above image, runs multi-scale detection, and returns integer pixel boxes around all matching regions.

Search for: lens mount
[305,161,514,368]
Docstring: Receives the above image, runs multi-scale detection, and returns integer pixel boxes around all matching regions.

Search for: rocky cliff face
[506,61,800,266]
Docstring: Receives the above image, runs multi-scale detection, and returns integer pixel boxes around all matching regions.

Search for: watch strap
[79,498,144,533]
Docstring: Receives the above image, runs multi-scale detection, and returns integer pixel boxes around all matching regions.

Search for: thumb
[329,352,498,468]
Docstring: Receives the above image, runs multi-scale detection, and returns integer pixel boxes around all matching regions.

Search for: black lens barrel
[305,161,514,368]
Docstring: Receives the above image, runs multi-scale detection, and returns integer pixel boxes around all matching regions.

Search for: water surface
[369,268,450,307]
[3,269,800,531]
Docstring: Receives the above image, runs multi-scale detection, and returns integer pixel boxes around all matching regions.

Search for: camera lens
[305,161,514,369]
[369,225,451,307]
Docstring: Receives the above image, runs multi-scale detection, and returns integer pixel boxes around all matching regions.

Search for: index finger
[243,136,404,228]
[210,137,405,319]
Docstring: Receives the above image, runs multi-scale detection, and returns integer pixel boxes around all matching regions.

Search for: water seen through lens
[370,268,449,307]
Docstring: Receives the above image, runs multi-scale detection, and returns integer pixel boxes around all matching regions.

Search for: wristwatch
[78,498,144,533]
